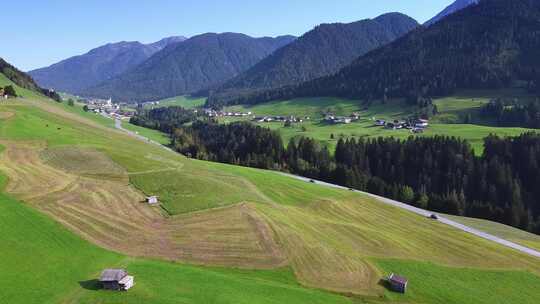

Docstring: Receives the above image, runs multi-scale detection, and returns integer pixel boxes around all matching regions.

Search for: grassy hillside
[0,175,349,304]
[376,259,540,304]
[149,95,207,109]
[1,75,540,303]
[223,93,535,153]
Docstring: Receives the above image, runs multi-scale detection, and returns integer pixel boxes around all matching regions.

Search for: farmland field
[1,75,540,303]
[223,93,536,153]
[148,95,206,109]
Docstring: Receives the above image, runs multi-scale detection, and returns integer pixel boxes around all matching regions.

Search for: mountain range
[208,13,418,104]
[207,0,540,107]
[85,33,295,102]
[27,0,495,105]
[29,36,187,94]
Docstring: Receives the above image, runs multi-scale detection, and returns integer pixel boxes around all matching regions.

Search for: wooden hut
[146,196,159,205]
[99,269,134,291]
[388,273,408,293]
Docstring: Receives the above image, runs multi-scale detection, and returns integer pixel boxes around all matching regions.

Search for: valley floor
[222,91,536,154]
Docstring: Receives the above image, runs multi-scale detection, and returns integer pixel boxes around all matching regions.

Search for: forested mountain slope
[209,13,418,104]
[1,57,60,101]
[208,0,540,107]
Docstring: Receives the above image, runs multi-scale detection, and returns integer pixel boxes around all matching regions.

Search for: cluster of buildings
[82,98,135,120]
[203,109,253,118]
[85,98,119,113]
[323,113,360,124]
[375,118,429,133]
[141,101,161,107]
[253,115,308,123]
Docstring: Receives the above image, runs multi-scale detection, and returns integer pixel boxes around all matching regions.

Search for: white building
[146,196,159,205]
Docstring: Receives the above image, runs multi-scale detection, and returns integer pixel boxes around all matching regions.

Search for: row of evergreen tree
[158,119,540,234]
[481,99,540,129]
[0,85,17,97]
[129,106,200,134]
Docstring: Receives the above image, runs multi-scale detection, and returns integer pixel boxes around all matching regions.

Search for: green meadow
[376,259,540,304]
[0,179,350,304]
[149,95,207,109]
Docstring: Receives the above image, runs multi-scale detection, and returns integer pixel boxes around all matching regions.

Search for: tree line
[129,106,200,134]
[135,114,540,234]
[481,99,540,129]
[0,85,17,97]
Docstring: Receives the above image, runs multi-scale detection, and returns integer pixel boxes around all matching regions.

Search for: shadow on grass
[377,278,390,290]
[79,279,101,291]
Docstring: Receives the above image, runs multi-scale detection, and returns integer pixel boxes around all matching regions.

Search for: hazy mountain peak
[86,33,296,102]
[425,0,480,26]
[28,36,187,93]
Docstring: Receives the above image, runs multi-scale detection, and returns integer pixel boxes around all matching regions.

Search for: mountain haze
[87,33,296,102]
[212,0,540,107]
[209,13,418,102]
[29,36,187,94]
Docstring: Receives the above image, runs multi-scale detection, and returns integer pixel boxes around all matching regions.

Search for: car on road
[430,214,439,220]
[309,179,316,183]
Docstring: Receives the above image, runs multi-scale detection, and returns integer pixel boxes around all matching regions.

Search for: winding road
[113,117,540,259]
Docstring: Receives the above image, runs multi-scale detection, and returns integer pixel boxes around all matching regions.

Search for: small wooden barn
[388,273,408,293]
[99,269,134,291]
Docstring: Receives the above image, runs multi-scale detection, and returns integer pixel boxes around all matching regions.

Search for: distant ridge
[208,13,418,104]
[86,33,296,102]
[28,36,187,94]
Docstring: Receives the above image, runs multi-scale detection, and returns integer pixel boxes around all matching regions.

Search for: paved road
[111,116,540,259]
[113,118,174,153]
[283,173,540,259]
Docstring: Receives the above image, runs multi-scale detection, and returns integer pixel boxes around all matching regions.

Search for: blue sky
[1,0,451,71]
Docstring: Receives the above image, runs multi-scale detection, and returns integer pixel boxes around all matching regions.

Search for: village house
[415,119,429,128]
[387,273,408,293]
[99,269,134,291]
[324,114,355,124]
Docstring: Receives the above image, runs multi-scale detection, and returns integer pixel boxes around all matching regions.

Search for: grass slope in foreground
[0,76,540,303]
[0,180,348,304]
[223,93,535,154]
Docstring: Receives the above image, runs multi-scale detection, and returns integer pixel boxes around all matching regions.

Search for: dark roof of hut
[100,269,127,282]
